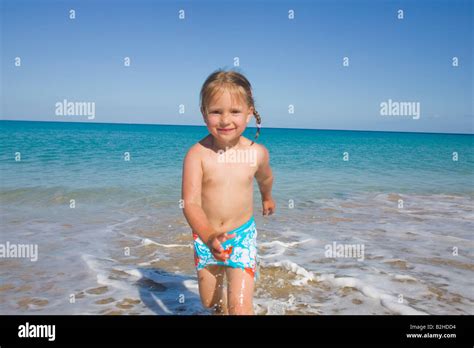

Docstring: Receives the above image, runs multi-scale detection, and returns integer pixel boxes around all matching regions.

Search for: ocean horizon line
[1,119,473,136]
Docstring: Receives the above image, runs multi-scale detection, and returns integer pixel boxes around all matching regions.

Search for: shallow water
[1,121,473,315]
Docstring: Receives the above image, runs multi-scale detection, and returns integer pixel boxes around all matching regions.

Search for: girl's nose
[220,114,231,124]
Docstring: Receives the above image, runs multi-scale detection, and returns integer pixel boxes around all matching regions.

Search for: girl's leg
[225,268,255,315]
[197,265,228,314]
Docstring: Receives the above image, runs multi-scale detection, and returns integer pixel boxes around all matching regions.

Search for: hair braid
[253,109,262,141]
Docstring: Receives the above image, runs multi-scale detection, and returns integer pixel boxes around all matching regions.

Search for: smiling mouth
[217,128,236,133]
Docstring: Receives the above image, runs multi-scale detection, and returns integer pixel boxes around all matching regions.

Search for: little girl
[181,69,275,315]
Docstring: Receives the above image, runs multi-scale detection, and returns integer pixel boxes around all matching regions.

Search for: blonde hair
[200,69,261,142]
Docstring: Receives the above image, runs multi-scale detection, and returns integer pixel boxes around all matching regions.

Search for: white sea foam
[141,238,192,249]
[81,254,204,314]
[261,258,428,315]
[137,258,161,267]
[259,239,313,259]
[261,260,315,285]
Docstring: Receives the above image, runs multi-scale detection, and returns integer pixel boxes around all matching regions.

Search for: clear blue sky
[1,0,472,133]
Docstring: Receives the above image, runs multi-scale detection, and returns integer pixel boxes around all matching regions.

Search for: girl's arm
[255,145,275,215]
[181,145,233,261]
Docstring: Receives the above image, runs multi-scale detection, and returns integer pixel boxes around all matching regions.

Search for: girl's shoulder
[241,136,269,163]
[197,134,213,151]
[241,136,267,151]
[185,135,212,157]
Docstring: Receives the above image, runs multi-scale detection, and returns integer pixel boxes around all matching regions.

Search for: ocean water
[0,120,473,315]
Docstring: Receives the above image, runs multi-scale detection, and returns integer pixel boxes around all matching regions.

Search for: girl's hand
[262,198,276,216]
[207,232,236,262]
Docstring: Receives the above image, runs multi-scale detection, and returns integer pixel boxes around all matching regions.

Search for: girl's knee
[201,297,215,309]
[201,295,226,310]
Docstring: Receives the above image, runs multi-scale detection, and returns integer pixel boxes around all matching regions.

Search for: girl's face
[203,89,253,145]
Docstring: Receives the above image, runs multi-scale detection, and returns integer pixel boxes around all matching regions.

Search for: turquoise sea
[0,120,473,314]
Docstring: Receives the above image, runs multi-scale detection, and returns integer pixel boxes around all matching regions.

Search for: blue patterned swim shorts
[193,216,258,279]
